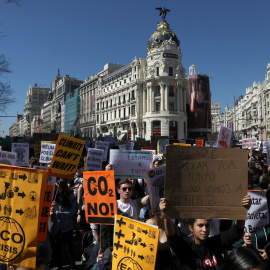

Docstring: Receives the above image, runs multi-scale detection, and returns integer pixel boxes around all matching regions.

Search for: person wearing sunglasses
[117,179,149,219]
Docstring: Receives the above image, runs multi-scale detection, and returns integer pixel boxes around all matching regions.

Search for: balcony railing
[169,93,175,97]
[121,116,130,120]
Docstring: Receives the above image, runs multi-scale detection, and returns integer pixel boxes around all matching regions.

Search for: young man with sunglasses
[117,179,149,218]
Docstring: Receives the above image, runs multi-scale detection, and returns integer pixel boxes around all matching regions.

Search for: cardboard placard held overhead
[48,134,85,179]
[83,170,116,225]
[165,146,248,220]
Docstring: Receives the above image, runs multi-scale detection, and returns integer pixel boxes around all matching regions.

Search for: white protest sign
[146,165,165,214]
[95,141,109,161]
[242,138,257,149]
[104,135,115,144]
[217,126,232,148]
[244,190,269,234]
[124,142,134,150]
[39,143,56,164]
[11,143,29,166]
[33,165,57,186]
[153,154,162,161]
[109,150,153,179]
[0,150,17,165]
[86,148,104,171]
[205,141,218,148]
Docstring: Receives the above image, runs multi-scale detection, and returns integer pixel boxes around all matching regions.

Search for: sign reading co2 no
[83,170,116,225]
[195,139,204,147]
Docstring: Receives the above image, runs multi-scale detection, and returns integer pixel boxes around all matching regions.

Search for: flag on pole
[174,82,177,93]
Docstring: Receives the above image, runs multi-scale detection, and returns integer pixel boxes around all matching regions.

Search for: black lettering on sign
[39,222,47,233]
[41,207,50,217]
[0,217,25,262]
[87,202,115,216]
[87,176,108,196]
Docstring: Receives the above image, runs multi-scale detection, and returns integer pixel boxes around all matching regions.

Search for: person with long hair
[52,179,76,270]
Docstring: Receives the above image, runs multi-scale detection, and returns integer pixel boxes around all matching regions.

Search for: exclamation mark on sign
[110,203,114,216]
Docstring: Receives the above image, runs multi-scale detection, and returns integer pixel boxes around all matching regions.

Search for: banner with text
[39,143,56,164]
[0,165,47,268]
[11,143,29,167]
[85,148,104,171]
[242,138,258,149]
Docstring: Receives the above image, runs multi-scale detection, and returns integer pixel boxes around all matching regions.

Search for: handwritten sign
[217,126,232,148]
[146,166,165,214]
[112,215,159,270]
[195,139,204,147]
[95,141,109,161]
[157,139,169,155]
[85,148,104,171]
[0,165,47,268]
[110,150,153,179]
[0,150,16,165]
[39,143,56,164]
[124,142,134,150]
[244,190,269,235]
[242,138,258,149]
[11,143,29,167]
[49,134,85,180]
[83,170,116,224]
[165,146,248,220]
[38,184,54,242]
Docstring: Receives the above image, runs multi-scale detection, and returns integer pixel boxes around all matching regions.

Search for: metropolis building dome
[148,19,180,52]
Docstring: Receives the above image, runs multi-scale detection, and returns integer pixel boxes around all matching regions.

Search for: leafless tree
[0,54,14,113]
[4,0,21,6]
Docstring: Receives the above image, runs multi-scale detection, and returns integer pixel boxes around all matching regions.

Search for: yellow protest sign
[0,165,47,268]
[48,134,85,179]
[173,143,192,146]
[112,215,159,270]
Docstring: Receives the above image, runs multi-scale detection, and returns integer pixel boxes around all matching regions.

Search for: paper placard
[146,166,165,214]
[124,142,134,150]
[112,215,159,270]
[83,170,116,224]
[86,148,104,171]
[157,139,169,155]
[244,190,269,234]
[109,150,153,179]
[0,150,17,166]
[39,143,56,164]
[165,146,248,220]
[217,126,232,148]
[11,143,29,167]
[95,141,109,161]
[242,138,258,149]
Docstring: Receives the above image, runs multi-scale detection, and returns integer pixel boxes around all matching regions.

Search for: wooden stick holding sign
[83,170,116,225]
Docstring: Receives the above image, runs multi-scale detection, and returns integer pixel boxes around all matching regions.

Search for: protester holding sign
[159,195,251,270]
[52,179,76,270]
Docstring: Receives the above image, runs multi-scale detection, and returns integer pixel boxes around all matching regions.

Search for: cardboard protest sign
[33,165,57,186]
[244,190,269,234]
[48,134,85,180]
[146,166,165,214]
[39,143,56,164]
[0,165,47,268]
[38,184,54,242]
[11,143,29,167]
[0,150,17,165]
[112,215,159,270]
[95,141,109,161]
[165,146,248,220]
[85,148,104,171]
[83,170,116,224]
[195,139,204,147]
[242,138,258,149]
[157,139,169,155]
[217,126,232,148]
[110,150,153,179]
[205,141,217,148]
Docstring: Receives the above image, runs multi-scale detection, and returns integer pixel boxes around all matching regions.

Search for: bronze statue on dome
[156,7,170,20]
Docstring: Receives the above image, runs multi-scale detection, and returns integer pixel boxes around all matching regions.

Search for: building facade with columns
[93,16,187,141]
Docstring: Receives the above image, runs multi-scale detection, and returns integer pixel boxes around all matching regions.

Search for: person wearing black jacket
[159,195,251,270]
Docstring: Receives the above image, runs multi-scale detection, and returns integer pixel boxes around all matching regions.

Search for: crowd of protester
[2,139,270,270]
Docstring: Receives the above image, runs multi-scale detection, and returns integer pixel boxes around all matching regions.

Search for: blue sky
[0,0,269,136]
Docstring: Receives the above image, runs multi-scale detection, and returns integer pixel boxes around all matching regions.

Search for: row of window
[97,106,136,123]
